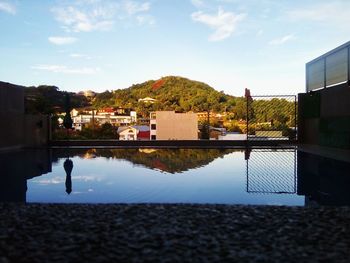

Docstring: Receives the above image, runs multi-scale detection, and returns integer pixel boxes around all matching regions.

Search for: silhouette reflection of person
[64,159,73,195]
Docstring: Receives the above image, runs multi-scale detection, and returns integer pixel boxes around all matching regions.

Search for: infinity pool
[1,148,349,206]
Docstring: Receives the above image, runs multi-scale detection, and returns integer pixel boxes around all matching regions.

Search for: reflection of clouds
[35,177,65,185]
[33,175,102,185]
[72,175,102,182]
[70,190,94,195]
[267,202,283,206]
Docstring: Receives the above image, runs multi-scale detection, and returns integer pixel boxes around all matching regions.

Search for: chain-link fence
[246,148,297,194]
[246,95,297,141]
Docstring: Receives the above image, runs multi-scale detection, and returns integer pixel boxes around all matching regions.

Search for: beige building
[150,111,198,140]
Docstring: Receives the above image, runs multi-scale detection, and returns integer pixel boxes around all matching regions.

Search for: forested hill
[93,76,243,116]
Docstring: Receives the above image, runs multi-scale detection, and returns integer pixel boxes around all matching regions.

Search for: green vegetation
[92,76,240,117]
[63,93,73,130]
[247,98,296,137]
[25,85,89,114]
[24,76,296,139]
[53,123,118,140]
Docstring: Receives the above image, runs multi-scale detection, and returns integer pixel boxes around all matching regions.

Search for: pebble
[0,203,349,262]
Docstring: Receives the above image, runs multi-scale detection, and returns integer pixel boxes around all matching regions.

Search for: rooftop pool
[1,147,349,206]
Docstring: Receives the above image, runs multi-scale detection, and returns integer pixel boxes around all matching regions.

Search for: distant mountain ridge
[93,76,241,115]
[23,76,246,118]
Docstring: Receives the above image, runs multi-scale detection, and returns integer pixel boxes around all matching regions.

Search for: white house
[67,108,137,131]
[117,126,138,140]
[138,97,157,103]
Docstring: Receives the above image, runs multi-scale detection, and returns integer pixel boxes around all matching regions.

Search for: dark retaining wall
[50,140,294,148]
[0,81,49,151]
[298,82,350,149]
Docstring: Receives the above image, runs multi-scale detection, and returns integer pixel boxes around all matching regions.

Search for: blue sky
[0,0,349,96]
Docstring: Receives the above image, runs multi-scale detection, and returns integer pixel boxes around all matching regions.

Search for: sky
[0,0,350,96]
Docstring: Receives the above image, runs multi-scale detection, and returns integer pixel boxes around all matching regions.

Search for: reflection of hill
[52,148,239,173]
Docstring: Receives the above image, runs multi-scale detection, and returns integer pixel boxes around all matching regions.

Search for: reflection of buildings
[297,151,350,206]
[245,147,350,206]
[0,150,52,202]
[3,147,349,206]
[52,148,237,174]
[150,111,198,140]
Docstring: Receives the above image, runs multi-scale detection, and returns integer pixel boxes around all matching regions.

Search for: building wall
[0,82,24,113]
[298,82,350,149]
[0,112,24,150]
[24,114,50,147]
[0,81,49,150]
[151,111,198,140]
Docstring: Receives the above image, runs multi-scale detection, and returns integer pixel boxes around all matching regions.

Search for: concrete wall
[0,82,24,113]
[298,83,350,149]
[153,111,198,140]
[24,114,50,147]
[0,81,49,150]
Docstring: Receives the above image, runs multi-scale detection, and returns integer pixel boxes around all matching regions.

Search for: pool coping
[49,139,297,148]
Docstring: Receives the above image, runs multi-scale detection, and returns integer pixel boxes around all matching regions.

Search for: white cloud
[48,36,78,45]
[269,34,295,45]
[0,1,16,14]
[52,5,115,32]
[191,7,246,41]
[70,53,92,59]
[191,0,205,8]
[52,0,153,31]
[123,0,150,15]
[136,14,155,25]
[288,2,350,24]
[32,65,100,75]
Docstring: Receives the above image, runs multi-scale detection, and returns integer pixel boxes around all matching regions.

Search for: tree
[199,121,210,140]
[63,93,73,130]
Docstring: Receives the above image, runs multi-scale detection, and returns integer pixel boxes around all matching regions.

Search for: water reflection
[245,148,297,194]
[0,149,52,202]
[64,159,73,195]
[0,148,349,206]
[52,148,236,174]
[0,148,236,202]
[297,151,350,206]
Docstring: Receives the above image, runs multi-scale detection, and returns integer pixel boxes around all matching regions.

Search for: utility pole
[92,108,95,138]
[207,109,210,140]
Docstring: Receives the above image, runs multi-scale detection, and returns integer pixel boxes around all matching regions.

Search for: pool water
[1,148,349,206]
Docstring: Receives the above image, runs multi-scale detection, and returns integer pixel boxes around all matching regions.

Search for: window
[151,135,156,140]
[128,129,134,133]
[151,124,156,130]
[326,48,348,87]
[307,59,325,91]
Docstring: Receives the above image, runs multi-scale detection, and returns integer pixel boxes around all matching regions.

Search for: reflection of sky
[27,151,304,205]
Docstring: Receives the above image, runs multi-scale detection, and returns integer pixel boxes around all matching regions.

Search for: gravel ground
[0,204,350,263]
